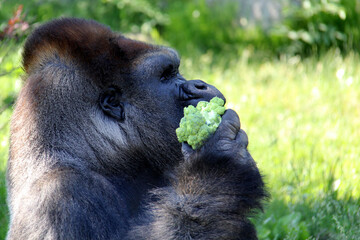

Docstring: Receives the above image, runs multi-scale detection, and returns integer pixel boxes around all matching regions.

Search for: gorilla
[6,18,266,240]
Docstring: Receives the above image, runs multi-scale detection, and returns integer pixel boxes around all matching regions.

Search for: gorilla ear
[100,88,125,121]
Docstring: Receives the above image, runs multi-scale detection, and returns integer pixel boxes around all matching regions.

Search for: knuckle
[236,129,249,147]
[222,109,240,128]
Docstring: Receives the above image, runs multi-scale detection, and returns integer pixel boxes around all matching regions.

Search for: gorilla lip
[179,85,195,101]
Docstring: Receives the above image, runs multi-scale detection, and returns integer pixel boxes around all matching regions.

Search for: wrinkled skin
[6,18,267,240]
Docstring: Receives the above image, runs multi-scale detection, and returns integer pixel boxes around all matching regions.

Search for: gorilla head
[7,18,266,240]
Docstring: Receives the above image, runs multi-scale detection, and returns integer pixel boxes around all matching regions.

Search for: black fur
[6,18,267,240]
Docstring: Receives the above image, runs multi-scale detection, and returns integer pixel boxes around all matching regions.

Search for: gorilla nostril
[195,83,207,90]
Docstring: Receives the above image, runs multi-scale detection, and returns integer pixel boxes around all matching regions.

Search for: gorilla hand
[182,109,250,166]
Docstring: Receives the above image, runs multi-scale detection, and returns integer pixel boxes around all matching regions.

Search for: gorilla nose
[180,80,226,104]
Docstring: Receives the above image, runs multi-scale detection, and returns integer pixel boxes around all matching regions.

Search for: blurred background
[0,0,359,239]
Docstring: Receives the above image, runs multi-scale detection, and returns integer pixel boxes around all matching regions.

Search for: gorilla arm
[129,110,267,240]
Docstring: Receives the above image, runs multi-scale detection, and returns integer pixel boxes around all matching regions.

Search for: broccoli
[176,97,226,150]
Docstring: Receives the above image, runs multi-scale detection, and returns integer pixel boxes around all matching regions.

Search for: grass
[0,43,359,239]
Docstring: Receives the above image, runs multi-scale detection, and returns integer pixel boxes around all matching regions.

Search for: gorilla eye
[160,64,177,82]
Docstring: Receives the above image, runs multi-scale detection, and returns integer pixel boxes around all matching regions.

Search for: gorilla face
[97,41,225,170]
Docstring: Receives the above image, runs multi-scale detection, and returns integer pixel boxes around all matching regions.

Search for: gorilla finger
[181,142,195,159]
[215,109,240,139]
[235,129,249,148]
[221,109,240,130]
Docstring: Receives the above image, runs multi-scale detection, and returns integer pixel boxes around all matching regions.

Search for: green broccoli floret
[176,97,226,149]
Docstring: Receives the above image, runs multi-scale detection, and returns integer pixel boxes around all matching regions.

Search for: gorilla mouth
[179,86,194,101]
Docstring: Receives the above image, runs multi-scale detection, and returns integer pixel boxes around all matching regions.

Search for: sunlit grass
[0,46,359,239]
